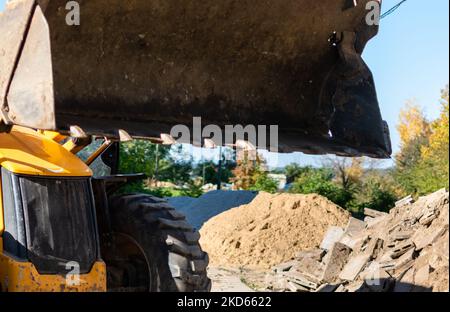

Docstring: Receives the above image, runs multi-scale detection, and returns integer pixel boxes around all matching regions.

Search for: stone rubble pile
[267,189,449,292]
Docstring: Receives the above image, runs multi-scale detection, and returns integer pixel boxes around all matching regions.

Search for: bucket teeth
[0,0,391,157]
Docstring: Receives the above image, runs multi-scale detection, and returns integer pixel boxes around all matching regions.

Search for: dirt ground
[208,267,269,292]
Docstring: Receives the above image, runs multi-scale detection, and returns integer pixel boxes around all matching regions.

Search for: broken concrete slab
[287,281,309,292]
[366,215,389,229]
[379,259,396,270]
[266,189,448,293]
[284,271,319,290]
[395,195,414,207]
[364,208,388,218]
[339,255,370,281]
[391,240,415,259]
[340,233,369,250]
[295,249,326,262]
[361,261,380,280]
[320,226,344,251]
[428,253,447,271]
[409,204,426,221]
[267,275,290,292]
[430,231,449,263]
[393,260,415,280]
[391,230,414,242]
[292,256,324,278]
[321,243,352,283]
[414,264,430,287]
[362,237,384,260]
[315,283,339,292]
[272,260,298,273]
[419,210,439,226]
[394,248,415,270]
[345,217,366,236]
[413,224,449,251]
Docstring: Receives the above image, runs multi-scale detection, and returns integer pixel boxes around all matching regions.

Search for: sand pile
[200,192,350,269]
[167,190,258,229]
[267,189,449,292]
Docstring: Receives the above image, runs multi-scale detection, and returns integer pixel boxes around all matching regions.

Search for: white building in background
[268,174,287,190]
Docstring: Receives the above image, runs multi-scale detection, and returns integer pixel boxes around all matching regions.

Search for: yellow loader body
[0,126,106,292]
[0,126,92,177]
[0,253,106,292]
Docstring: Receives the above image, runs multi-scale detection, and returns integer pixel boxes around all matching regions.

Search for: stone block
[345,217,366,236]
[339,255,370,281]
[295,249,326,261]
[363,236,384,260]
[414,264,430,287]
[287,281,309,292]
[391,240,415,259]
[320,226,344,251]
[395,195,414,207]
[413,224,448,251]
[321,242,352,283]
[284,271,319,290]
[315,283,339,292]
[272,260,298,273]
[340,233,368,250]
[364,208,388,218]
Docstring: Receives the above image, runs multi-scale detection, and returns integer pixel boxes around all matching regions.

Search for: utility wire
[381,0,408,19]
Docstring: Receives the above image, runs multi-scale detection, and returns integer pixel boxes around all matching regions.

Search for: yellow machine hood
[0,126,92,176]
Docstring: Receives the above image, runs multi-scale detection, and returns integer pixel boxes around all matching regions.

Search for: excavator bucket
[0,0,391,158]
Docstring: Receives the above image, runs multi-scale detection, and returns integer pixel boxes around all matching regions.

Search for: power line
[381,0,408,19]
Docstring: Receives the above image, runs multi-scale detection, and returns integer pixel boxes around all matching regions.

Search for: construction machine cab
[0,127,106,291]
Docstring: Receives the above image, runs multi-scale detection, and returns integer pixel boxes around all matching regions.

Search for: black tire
[102,194,211,292]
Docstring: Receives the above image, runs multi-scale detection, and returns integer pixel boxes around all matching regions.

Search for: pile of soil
[200,192,350,269]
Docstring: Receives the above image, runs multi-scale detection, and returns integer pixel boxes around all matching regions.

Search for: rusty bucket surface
[0,0,391,157]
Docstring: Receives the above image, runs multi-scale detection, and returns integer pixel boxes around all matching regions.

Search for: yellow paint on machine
[0,175,3,236]
[0,126,104,292]
[0,126,92,177]
[0,239,107,292]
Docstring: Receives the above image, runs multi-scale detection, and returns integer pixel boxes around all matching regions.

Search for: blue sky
[1,0,448,168]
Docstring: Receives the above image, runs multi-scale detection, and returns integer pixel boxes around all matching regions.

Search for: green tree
[354,171,398,213]
[418,86,450,192]
[250,172,279,193]
[119,141,196,185]
[394,135,430,195]
[323,157,364,193]
[158,160,193,184]
[284,163,308,183]
[193,158,235,185]
[289,167,353,208]
[119,140,170,177]
[394,87,449,196]
[231,152,278,193]
[180,181,204,198]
